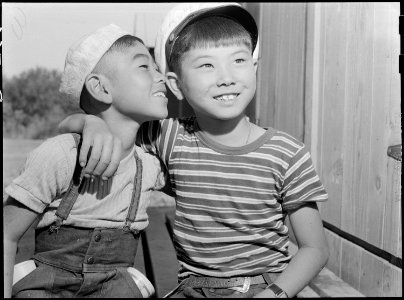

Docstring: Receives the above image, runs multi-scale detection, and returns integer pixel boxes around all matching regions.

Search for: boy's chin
[197,109,247,122]
[150,109,169,121]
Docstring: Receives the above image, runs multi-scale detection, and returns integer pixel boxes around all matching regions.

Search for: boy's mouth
[213,93,239,102]
[153,92,167,98]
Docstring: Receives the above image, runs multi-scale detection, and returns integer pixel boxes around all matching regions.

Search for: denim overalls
[12,134,145,298]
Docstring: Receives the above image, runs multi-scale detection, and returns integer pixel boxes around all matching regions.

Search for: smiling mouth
[214,93,239,102]
[153,92,167,98]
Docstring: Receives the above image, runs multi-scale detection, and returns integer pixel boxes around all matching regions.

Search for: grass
[3,138,43,196]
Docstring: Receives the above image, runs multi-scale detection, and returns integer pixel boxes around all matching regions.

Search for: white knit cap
[60,24,131,102]
[155,2,259,75]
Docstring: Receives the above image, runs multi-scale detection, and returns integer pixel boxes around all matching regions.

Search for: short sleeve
[138,118,180,167]
[281,146,328,211]
[4,134,77,213]
[154,158,167,190]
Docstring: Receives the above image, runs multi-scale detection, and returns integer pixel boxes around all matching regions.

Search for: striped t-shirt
[139,116,328,280]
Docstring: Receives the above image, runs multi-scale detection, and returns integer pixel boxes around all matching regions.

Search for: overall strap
[49,133,85,233]
[123,148,143,231]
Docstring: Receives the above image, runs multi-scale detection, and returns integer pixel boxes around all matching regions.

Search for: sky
[2,2,178,78]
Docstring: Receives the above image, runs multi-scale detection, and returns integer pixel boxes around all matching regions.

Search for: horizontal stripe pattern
[139,117,328,278]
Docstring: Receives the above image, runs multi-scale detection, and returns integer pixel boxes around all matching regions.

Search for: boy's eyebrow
[132,53,149,60]
[191,49,251,61]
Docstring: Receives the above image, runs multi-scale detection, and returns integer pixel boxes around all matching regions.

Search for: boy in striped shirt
[60,3,329,298]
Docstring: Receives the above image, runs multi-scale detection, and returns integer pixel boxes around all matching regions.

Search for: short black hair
[168,16,253,76]
[106,34,145,54]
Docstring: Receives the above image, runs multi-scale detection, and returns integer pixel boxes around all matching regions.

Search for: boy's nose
[154,69,166,83]
[216,66,235,87]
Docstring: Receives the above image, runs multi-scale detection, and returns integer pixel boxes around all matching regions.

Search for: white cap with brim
[155,2,259,75]
[60,24,131,102]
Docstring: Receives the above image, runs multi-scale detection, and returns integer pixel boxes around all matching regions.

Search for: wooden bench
[142,205,365,298]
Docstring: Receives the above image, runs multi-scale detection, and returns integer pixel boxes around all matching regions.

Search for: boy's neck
[195,114,253,147]
[97,113,140,160]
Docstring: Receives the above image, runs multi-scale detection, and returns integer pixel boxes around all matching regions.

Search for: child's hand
[80,115,122,180]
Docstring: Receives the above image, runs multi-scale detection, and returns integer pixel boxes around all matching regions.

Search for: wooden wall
[246,2,307,142]
[307,3,401,296]
[246,2,401,297]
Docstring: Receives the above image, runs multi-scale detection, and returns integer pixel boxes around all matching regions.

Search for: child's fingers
[79,138,92,168]
[93,138,113,177]
[101,138,122,180]
[84,138,103,176]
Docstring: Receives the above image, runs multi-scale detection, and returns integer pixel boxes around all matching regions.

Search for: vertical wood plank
[341,3,374,240]
[255,3,279,129]
[313,5,326,216]
[324,229,342,277]
[384,158,402,256]
[255,3,306,142]
[303,3,320,151]
[317,3,347,227]
[243,2,261,124]
[359,251,384,296]
[382,263,402,297]
[364,3,390,248]
[273,3,306,141]
[340,239,362,290]
[382,2,401,258]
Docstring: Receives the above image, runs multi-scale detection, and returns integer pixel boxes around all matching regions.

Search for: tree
[3,67,81,139]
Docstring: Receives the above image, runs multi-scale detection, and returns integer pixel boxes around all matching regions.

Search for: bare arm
[254,202,329,298]
[58,113,122,180]
[3,197,39,298]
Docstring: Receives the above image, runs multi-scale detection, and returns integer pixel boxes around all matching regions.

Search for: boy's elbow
[4,230,20,248]
[319,243,329,268]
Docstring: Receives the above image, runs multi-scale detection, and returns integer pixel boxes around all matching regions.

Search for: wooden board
[253,3,306,141]
[318,3,348,228]
[359,251,385,296]
[340,238,362,290]
[143,206,178,297]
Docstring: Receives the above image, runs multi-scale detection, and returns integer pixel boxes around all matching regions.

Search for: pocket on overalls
[12,262,56,298]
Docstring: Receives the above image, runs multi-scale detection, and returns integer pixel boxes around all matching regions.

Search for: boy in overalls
[3,24,168,298]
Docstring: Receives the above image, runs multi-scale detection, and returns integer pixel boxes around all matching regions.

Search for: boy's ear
[84,73,113,104]
[253,58,258,74]
[166,72,184,101]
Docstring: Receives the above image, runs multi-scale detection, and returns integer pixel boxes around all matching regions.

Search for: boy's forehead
[155,2,259,74]
[112,41,151,59]
[182,43,252,61]
[129,42,150,56]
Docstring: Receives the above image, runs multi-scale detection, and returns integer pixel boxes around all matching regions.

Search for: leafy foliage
[3,67,81,139]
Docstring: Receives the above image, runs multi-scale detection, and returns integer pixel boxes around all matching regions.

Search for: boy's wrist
[265,283,288,298]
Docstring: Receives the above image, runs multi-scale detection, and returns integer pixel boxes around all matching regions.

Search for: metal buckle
[229,277,251,293]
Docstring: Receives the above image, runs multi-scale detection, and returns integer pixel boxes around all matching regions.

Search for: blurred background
[2,2,401,297]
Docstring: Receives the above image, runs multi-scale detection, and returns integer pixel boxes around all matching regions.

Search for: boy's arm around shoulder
[3,197,39,298]
[58,113,123,180]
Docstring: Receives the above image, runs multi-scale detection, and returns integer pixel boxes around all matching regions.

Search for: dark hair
[80,35,144,112]
[107,34,145,54]
[168,16,253,76]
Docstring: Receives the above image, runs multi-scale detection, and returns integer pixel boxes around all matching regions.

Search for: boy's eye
[235,58,246,63]
[199,63,213,69]
[139,65,149,69]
